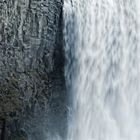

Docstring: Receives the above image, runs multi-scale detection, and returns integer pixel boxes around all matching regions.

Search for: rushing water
[64,0,140,140]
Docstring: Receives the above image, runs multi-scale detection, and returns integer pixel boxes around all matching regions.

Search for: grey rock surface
[0,0,66,139]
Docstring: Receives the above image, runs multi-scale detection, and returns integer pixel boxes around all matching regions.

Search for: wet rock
[0,0,66,139]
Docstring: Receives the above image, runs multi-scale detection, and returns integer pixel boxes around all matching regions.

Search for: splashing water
[64,0,140,140]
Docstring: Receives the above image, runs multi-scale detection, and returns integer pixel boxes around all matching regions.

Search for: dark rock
[0,0,66,139]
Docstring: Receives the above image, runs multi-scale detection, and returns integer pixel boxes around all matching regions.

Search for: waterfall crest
[64,0,140,140]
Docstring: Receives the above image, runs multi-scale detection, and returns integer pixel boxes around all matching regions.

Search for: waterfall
[64,0,140,140]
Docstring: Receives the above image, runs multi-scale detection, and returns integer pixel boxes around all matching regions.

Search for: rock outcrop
[0,0,66,139]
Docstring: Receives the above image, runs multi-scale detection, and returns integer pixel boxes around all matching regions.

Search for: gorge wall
[0,0,66,139]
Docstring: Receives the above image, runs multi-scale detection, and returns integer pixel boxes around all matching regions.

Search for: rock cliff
[0,0,66,139]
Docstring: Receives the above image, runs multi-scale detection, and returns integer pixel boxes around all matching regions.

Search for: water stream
[64,0,140,140]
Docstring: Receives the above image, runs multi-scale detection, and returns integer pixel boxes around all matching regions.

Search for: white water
[64,0,140,140]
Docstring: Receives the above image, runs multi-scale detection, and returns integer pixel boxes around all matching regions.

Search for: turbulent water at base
[64,0,140,140]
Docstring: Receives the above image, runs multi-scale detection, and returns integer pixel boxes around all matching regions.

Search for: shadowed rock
[0,0,66,139]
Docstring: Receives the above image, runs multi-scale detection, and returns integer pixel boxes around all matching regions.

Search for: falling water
[64,0,140,140]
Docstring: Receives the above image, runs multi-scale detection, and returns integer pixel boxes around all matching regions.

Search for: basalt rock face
[0,0,66,140]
